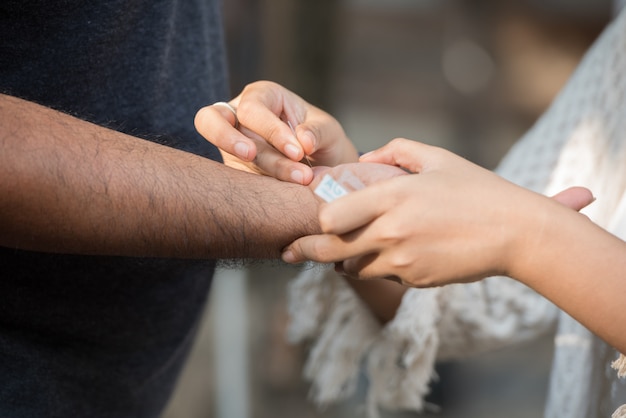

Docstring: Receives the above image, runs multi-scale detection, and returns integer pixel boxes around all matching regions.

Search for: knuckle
[260,80,279,90]
[264,124,283,143]
[193,107,209,129]
[309,239,334,262]
[388,250,414,270]
[240,81,259,95]
[236,98,253,116]
[318,211,334,234]
[194,107,220,135]
[377,222,404,244]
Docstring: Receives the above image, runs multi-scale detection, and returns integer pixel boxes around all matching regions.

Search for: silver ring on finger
[212,101,239,129]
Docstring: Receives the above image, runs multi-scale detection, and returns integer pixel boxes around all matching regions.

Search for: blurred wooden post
[213,269,250,418]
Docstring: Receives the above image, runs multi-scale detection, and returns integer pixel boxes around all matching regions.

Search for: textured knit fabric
[288,8,626,418]
[0,1,227,417]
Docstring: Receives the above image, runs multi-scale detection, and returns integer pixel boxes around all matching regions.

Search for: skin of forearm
[0,94,320,259]
[509,196,626,353]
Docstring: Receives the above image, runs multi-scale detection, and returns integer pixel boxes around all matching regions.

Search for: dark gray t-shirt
[0,1,228,416]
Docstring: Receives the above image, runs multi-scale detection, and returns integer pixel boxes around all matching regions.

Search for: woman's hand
[283,138,595,287]
[194,81,359,185]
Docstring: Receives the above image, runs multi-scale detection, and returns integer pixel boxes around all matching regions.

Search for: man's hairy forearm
[0,94,320,259]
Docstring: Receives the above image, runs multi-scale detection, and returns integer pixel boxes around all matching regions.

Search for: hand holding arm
[307,160,412,323]
[194,81,359,185]
[283,138,626,353]
[284,139,595,283]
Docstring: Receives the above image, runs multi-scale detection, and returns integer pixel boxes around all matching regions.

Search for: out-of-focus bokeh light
[442,38,495,95]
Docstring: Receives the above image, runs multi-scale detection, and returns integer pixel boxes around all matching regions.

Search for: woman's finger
[235,83,307,161]
[360,138,443,173]
[336,253,390,281]
[317,187,388,235]
[282,235,346,264]
[550,186,595,212]
[194,103,258,162]
[296,110,358,165]
[282,221,382,265]
[314,170,410,235]
[249,135,314,184]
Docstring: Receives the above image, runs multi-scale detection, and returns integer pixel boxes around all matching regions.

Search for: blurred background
[163,0,613,417]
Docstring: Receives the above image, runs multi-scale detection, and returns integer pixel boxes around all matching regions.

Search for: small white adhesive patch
[314,174,349,202]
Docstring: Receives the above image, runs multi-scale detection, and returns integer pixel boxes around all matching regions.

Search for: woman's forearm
[510,198,626,353]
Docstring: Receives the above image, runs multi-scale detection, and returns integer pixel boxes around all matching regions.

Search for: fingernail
[290,170,304,184]
[282,250,296,263]
[284,143,302,160]
[234,142,250,160]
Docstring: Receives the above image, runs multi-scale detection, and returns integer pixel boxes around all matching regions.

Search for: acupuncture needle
[287,120,313,168]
